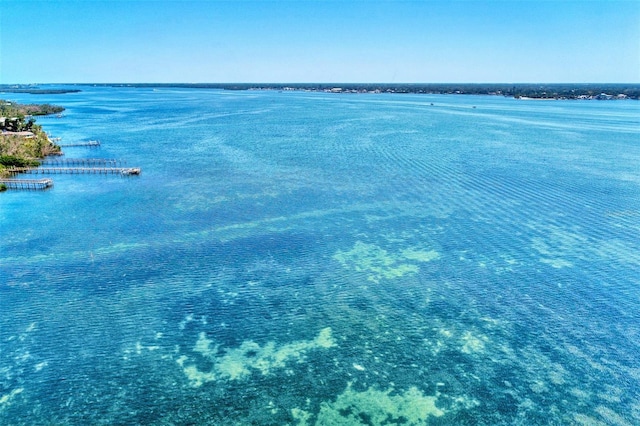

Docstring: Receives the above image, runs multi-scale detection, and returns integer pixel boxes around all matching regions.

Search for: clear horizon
[1,0,639,84]
[5,82,640,85]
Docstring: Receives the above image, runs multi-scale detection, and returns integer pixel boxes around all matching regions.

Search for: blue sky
[1,0,638,83]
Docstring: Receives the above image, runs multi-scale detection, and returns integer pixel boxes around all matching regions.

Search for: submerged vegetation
[0,100,63,178]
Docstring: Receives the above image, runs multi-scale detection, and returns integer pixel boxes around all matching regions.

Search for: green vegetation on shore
[3,83,638,99]
[96,83,640,100]
[0,100,64,117]
[0,100,63,178]
[0,85,81,95]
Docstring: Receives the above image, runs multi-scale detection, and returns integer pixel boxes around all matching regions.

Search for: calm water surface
[1,87,639,425]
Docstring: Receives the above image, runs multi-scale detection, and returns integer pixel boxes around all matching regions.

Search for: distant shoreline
[94,83,640,100]
[0,87,81,95]
[2,83,638,100]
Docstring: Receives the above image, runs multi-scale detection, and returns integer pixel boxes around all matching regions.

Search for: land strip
[96,83,640,100]
[0,99,64,185]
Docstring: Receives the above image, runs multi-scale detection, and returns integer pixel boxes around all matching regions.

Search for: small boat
[121,168,141,176]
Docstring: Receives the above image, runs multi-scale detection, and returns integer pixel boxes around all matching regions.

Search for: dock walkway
[8,167,141,176]
[0,178,53,190]
[57,140,101,148]
[40,158,123,167]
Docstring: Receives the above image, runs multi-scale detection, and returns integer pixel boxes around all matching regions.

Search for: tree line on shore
[0,100,64,180]
[3,83,639,99]
[97,83,639,99]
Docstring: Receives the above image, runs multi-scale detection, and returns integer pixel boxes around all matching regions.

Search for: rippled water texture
[1,87,639,425]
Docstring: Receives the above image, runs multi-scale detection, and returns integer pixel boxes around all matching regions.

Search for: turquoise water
[1,87,639,425]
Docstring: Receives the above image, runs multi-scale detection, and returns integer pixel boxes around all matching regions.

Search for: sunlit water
[1,87,639,425]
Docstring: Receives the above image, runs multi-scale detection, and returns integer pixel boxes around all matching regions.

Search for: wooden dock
[8,167,141,176]
[57,140,101,148]
[0,178,53,190]
[40,158,123,167]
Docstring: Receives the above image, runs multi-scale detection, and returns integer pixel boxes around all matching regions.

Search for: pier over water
[40,158,124,167]
[8,167,141,176]
[57,140,101,148]
[0,178,53,190]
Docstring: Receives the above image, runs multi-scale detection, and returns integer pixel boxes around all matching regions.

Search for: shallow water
[1,87,639,425]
